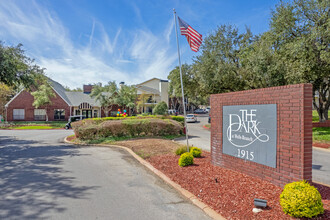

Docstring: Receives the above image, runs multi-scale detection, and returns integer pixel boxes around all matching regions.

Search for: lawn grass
[3,121,67,129]
[313,127,330,142]
[14,125,54,130]
[313,110,330,122]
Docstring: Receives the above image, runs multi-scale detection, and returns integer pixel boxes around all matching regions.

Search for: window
[75,110,81,115]
[34,109,46,120]
[54,109,65,120]
[13,109,25,120]
[93,110,98,118]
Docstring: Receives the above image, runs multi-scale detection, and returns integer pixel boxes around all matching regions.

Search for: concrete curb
[313,180,330,188]
[312,146,330,152]
[64,136,226,220]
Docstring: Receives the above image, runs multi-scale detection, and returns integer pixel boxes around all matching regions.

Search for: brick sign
[222,104,277,167]
[210,84,313,187]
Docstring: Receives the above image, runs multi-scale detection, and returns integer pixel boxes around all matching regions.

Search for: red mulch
[147,152,330,220]
[66,135,76,142]
[313,142,330,149]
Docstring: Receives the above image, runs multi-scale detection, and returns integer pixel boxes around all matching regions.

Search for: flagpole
[173,8,189,151]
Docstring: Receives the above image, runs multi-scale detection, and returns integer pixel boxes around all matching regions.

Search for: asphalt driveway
[0,130,211,220]
[176,114,210,151]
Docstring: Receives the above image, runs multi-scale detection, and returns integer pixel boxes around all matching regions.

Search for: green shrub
[171,116,184,122]
[99,120,126,137]
[122,119,149,136]
[175,146,188,155]
[190,147,202,157]
[280,180,324,218]
[73,118,183,140]
[153,101,168,115]
[178,152,194,167]
[75,124,99,140]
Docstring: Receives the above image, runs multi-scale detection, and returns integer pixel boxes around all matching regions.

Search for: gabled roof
[136,85,160,95]
[49,79,102,107]
[5,89,23,107]
[65,92,100,106]
[136,77,161,86]
[49,79,72,106]
[135,77,168,95]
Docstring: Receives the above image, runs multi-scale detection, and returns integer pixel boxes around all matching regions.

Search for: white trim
[50,85,72,107]
[5,89,23,107]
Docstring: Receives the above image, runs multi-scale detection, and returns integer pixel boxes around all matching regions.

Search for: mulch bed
[313,142,330,149]
[147,152,330,220]
[66,135,76,142]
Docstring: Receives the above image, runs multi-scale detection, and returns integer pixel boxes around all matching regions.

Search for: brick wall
[6,90,70,121]
[210,84,313,187]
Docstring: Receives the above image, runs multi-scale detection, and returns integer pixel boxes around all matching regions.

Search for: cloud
[0,0,177,88]
[164,19,174,43]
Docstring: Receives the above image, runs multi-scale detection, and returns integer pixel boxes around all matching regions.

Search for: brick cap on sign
[210,83,312,98]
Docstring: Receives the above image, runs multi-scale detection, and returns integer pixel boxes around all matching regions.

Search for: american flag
[178,17,202,52]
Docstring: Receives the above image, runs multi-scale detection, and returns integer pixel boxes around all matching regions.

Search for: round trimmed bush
[178,152,194,167]
[190,147,202,158]
[280,180,324,218]
[175,146,187,155]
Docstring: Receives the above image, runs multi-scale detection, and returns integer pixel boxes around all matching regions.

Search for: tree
[153,101,168,115]
[136,93,150,113]
[31,77,56,121]
[90,81,118,117]
[0,83,15,120]
[260,0,329,121]
[116,85,137,115]
[187,0,329,121]
[168,64,202,111]
[0,42,43,89]
[192,25,253,95]
[239,30,289,90]
[64,86,83,92]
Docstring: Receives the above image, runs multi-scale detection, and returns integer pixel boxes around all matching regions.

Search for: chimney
[83,84,93,94]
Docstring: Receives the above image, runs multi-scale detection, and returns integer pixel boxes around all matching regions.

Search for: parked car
[205,107,211,113]
[65,115,86,129]
[194,109,205,114]
[168,109,179,115]
[186,114,197,123]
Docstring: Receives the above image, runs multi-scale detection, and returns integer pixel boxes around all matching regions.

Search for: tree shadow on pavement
[0,137,98,219]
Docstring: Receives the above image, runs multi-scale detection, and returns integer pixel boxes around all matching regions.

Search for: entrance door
[82,110,92,118]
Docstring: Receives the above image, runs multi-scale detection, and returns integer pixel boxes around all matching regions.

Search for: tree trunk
[313,88,329,122]
[45,106,49,121]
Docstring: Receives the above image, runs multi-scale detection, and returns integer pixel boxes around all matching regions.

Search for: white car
[186,114,197,123]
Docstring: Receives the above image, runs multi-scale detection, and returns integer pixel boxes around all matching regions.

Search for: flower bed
[147,152,330,220]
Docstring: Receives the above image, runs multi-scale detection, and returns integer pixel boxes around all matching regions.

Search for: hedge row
[88,115,184,124]
[72,118,183,140]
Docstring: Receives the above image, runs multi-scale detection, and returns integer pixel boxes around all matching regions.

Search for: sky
[0,0,280,89]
